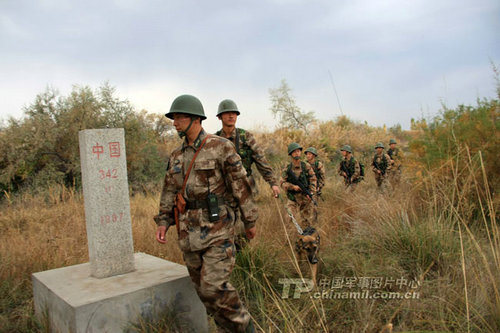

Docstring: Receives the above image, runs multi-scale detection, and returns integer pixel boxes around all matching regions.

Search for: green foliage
[409,97,500,192]
[0,278,42,332]
[232,244,289,324]
[0,84,173,196]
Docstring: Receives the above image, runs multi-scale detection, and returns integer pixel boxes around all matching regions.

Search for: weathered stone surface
[79,128,135,278]
[33,128,209,332]
[32,253,208,333]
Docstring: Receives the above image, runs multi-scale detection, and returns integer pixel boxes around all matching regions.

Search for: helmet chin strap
[177,117,195,138]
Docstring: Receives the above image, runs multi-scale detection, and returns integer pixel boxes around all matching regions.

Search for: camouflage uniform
[371,152,392,193]
[387,147,403,186]
[280,161,317,229]
[216,127,277,249]
[338,156,361,192]
[216,128,277,191]
[154,129,257,332]
[306,159,324,223]
[308,160,325,198]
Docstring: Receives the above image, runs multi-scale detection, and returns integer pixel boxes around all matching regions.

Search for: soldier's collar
[182,129,207,150]
[221,127,236,139]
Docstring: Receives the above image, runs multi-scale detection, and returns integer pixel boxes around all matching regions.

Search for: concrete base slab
[32,253,207,333]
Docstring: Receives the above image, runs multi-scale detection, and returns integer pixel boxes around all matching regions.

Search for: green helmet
[304,147,318,156]
[287,142,303,155]
[217,99,240,116]
[375,142,385,149]
[389,138,397,144]
[340,145,352,153]
[165,94,206,120]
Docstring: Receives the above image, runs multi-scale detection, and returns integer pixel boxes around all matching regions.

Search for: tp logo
[278,278,314,299]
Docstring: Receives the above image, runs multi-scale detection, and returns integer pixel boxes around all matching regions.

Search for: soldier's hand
[292,185,301,191]
[245,226,256,240]
[156,226,168,244]
[343,172,347,177]
[271,185,281,198]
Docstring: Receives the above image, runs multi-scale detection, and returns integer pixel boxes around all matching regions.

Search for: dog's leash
[277,194,303,235]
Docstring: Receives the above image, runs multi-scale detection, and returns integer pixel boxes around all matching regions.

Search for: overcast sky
[1,0,499,133]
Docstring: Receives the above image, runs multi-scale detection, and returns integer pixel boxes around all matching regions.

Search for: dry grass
[1,150,498,332]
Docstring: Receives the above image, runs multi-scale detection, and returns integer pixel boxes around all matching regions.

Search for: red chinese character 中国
[109,142,120,158]
[92,143,104,160]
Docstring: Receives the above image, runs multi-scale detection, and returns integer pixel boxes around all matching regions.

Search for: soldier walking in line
[215,99,280,251]
[154,95,256,333]
[387,138,403,187]
[304,147,325,222]
[338,145,362,192]
[280,143,317,230]
[371,142,392,194]
[304,147,325,200]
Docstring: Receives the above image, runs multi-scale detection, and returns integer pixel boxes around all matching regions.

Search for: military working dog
[295,226,320,285]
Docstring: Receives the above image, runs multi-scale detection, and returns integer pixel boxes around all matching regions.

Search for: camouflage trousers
[286,193,315,232]
[374,173,392,194]
[233,210,249,253]
[389,168,401,187]
[233,177,258,252]
[183,239,251,332]
[343,180,359,193]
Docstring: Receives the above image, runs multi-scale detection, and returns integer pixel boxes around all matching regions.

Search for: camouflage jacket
[154,129,258,252]
[307,160,325,191]
[372,153,392,175]
[387,148,403,169]
[280,161,317,200]
[338,156,361,183]
[216,127,278,187]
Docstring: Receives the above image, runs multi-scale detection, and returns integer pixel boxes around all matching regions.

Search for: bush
[0,84,174,198]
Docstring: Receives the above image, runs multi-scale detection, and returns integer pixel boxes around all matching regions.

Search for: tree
[0,84,174,195]
[269,79,315,132]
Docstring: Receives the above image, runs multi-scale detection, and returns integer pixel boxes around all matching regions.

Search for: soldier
[154,95,256,333]
[215,99,280,250]
[280,143,317,230]
[338,145,362,192]
[304,147,325,199]
[387,138,403,187]
[371,142,392,193]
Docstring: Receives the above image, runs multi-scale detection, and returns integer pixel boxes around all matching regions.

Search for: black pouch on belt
[207,193,220,222]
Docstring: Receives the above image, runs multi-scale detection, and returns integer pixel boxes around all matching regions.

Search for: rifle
[340,161,352,184]
[286,166,318,206]
[372,156,386,175]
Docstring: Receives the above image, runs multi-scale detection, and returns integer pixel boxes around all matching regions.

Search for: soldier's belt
[185,197,225,210]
